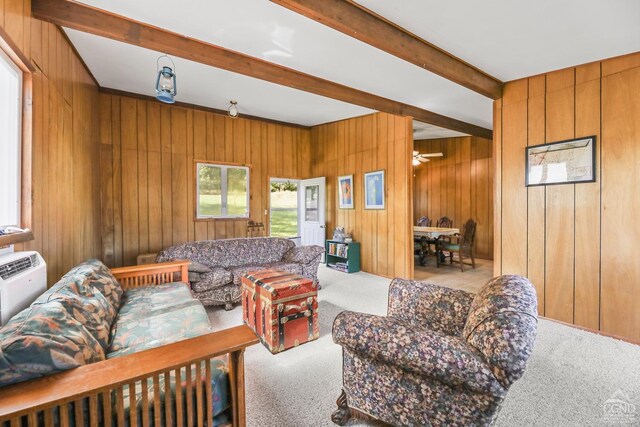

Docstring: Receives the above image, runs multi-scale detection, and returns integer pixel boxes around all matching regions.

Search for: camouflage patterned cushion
[59,259,124,311]
[33,279,117,350]
[107,282,211,358]
[0,302,105,387]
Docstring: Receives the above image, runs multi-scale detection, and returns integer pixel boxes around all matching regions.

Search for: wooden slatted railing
[0,326,259,427]
[0,262,258,427]
[111,260,191,290]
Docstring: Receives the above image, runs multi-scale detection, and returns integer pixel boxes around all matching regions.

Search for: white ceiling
[413,121,467,141]
[65,29,374,127]
[355,0,640,82]
[64,0,639,135]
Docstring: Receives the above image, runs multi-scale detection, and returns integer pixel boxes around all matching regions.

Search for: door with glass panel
[298,177,326,249]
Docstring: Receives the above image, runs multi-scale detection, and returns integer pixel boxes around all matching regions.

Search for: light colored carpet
[207,266,640,426]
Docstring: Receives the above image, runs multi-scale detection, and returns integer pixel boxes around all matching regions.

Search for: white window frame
[0,47,23,228]
[196,162,250,219]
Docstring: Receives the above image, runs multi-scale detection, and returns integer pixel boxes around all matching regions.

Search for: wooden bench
[0,261,259,427]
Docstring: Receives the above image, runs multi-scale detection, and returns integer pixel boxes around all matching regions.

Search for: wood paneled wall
[413,137,493,259]
[494,52,640,341]
[3,0,102,285]
[100,93,312,268]
[310,112,414,279]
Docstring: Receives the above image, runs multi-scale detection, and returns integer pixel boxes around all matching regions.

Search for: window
[196,162,249,219]
[0,49,22,228]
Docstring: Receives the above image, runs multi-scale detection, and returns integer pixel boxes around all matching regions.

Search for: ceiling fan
[413,150,443,166]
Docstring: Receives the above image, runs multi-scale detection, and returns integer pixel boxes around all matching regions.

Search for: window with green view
[196,163,249,219]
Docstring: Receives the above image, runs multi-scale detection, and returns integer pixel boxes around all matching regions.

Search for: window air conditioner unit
[0,251,46,326]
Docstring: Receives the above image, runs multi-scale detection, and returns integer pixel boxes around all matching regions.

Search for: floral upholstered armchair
[331,275,538,426]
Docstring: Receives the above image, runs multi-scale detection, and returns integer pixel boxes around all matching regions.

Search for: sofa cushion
[156,237,296,269]
[192,284,242,307]
[107,282,211,358]
[282,245,324,265]
[0,302,105,387]
[60,259,124,311]
[192,268,233,292]
[33,279,117,350]
[462,275,538,387]
[228,262,302,285]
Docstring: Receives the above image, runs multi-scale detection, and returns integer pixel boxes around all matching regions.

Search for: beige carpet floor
[207,265,640,426]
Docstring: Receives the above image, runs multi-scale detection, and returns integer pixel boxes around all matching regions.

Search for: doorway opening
[269,178,299,239]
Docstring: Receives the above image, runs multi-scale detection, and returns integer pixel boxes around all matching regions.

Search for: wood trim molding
[270,0,503,100]
[100,87,311,129]
[0,231,34,248]
[541,316,640,347]
[32,0,492,139]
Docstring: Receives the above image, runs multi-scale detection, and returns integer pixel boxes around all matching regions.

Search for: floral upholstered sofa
[331,275,538,426]
[0,259,258,426]
[156,237,324,310]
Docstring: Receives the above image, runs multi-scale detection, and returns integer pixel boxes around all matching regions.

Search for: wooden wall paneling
[527,75,547,314]
[100,94,312,265]
[393,116,407,277]
[146,103,163,253]
[544,68,575,324]
[193,111,208,242]
[310,112,412,278]
[385,114,396,276]
[135,100,148,255]
[110,96,123,267]
[1,3,99,282]
[160,105,173,249]
[120,97,139,267]
[361,116,373,273]
[26,73,42,255]
[573,62,601,329]
[500,80,528,275]
[413,136,494,259]
[170,109,188,246]
[601,66,640,341]
[375,117,388,276]
[495,52,640,341]
[493,99,502,276]
[61,102,72,271]
[186,109,196,241]
[5,0,24,55]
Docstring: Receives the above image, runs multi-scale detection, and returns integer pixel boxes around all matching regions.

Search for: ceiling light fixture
[228,100,239,118]
[155,54,177,104]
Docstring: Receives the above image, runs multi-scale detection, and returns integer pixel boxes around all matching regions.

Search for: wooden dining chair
[417,216,431,227]
[437,219,477,271]
[436,216,453,228]
[414,216,432,265]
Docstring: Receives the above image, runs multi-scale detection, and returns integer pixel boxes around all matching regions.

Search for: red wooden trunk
[241,269,319,354]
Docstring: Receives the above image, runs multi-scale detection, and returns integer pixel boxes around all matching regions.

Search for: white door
[299,177,326,248]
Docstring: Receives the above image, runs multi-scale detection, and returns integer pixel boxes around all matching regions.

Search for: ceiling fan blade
[412,150,419,156]
[421,152,444,158]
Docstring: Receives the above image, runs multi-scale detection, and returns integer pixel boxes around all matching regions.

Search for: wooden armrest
[0,325,259,420]
[111,260,191,290]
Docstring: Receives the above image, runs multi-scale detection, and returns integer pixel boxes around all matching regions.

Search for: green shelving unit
[325,240,361,273]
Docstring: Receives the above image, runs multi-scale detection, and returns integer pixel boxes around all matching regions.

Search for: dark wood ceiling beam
[32,0,492,139]
[271,0,503,100]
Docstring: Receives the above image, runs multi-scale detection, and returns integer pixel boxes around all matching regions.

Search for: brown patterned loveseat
[156,237,324,310]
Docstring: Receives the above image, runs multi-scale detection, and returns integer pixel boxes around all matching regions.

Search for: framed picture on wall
[364,170,385,209]
[338,174,354,209]
[525,136,596,186]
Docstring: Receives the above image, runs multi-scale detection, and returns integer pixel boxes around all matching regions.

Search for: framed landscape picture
[338,174,354,209]
[364,170,385,209]
[525,136,596,186]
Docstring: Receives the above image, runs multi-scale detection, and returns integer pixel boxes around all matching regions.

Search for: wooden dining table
[414,226,459,266]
